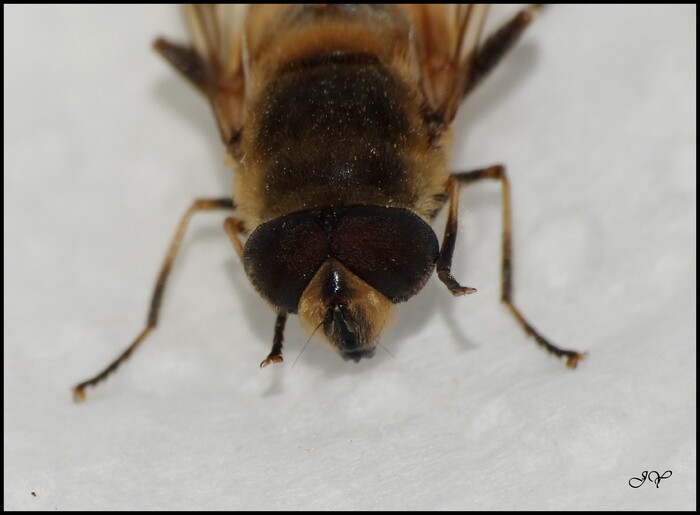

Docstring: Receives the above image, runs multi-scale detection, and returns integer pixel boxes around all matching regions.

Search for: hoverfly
[74,4,585,400]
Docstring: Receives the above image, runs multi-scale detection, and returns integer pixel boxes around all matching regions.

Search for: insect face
[242,206,439,360]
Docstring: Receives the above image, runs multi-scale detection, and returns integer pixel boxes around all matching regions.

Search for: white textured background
[4,5,696,510]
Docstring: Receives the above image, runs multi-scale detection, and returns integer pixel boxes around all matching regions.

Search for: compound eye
[331,206,439,303]
[243,213,328,313]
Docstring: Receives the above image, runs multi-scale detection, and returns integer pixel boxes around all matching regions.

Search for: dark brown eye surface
[243,212,328,313]
[243,206,439,312]
[331,206,439,302]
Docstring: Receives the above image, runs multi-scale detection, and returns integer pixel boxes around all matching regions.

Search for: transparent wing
[183,4,250,146]
[398,4,489,123]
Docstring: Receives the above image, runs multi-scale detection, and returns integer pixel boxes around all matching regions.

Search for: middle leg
[441,165,586,368]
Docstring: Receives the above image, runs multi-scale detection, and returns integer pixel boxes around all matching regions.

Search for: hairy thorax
[232,7,451,231]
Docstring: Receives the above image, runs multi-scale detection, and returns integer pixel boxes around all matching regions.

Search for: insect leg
[260,312,288,368]
[153,38,208,93]
[436,176,477,296]
[73,198,235,401]
[464,5,541,98]
[223,217,245,259]
[223,218,287,369]
[453,165,586,368]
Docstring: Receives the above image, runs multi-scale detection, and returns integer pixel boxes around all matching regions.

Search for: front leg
[223,217,288,368]
[260,312,288,368]
[436,176,478,296]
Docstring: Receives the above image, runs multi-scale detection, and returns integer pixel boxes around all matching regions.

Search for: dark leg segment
[437,176,478,296]
[73,197,235,401]
[225,217,288,370]
[260,312,288,368]
[223,217,245,259]
[464,5,541,98]
[451,165,586,368]
[153,38,209,93]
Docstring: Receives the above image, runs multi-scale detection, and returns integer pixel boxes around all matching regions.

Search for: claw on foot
[453,286,477,297]
[566,352,587,369]
[260,355,283,368]
[72,387,86,403]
